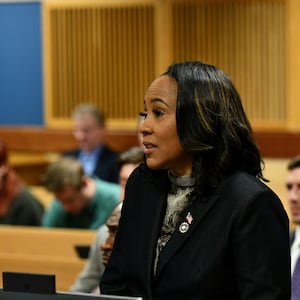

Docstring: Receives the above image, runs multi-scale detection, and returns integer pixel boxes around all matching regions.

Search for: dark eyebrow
[150,98,170,107]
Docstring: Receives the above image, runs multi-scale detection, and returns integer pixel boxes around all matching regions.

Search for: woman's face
[140,75,193,176]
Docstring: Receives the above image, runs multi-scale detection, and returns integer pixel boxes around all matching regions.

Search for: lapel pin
[186,211,193,224]
[179,212,193,233]
[179,222,189,233]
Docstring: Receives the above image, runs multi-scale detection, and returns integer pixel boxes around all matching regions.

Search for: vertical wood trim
[286,0,300,130]
[154,0,173,76]
[43,1,53,125]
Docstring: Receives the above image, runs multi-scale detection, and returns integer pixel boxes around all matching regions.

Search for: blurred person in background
[286,155,300,300]
[69,146,144,293]
[100,202,123,270]
[42,157,120,229]
[0,140,44,226]
[64,103,119,184]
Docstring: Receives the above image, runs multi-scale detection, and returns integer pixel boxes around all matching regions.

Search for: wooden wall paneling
[43,0,53,127]
[154,0,173,76]
[286,0,300,130]
[254,130,300,158]
[42,0,293,131]
[39,0,300,145]
[43,0,156,129]
[171,0,286,130]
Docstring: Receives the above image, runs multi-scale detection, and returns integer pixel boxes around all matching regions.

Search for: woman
[100,61,290,299]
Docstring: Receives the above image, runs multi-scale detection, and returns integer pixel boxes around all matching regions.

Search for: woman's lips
[143,142,157,155]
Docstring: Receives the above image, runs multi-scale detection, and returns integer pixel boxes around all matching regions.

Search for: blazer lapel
[154,192,220,279]
[138,169,170,289]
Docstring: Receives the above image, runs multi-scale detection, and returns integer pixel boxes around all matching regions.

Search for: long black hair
[164,61,266,196]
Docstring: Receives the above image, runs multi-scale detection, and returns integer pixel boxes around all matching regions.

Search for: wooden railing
[1,126,300,184]
[1,126,300,158]
[0,127,139,153]
[0,127,140,185]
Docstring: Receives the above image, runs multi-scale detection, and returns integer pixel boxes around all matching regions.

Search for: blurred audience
[100,201,123,266]
[69,146,144,293]
[64,104,119,183]
[41,157,120,229]
[0,140,44,226]
[286,155,300,300]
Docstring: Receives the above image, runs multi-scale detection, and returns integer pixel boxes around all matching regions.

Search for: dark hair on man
[163,61,266,195]
[117,147,144,171]
[42,157,84,192]
[72,103,105,126]
[287,155,300,170]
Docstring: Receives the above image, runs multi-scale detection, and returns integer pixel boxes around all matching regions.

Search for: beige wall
[263,158,292,227]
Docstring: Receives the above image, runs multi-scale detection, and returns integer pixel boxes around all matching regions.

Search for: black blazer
[64,145,119,183]
[100,164,291,300]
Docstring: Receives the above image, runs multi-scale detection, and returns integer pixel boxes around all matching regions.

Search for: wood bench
[0,226,96,292]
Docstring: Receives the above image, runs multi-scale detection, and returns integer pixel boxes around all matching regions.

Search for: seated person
[0,140,44,226]
[64,104,119,183]
[69,146,144,293]
[41,157,120,229]
[101,201,123,266]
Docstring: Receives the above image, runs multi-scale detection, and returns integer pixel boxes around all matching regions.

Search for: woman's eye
[153,109,164,117]
[139,112,147,119]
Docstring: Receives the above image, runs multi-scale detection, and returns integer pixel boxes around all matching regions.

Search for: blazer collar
[154,190,220,279]
[139,164,222,282]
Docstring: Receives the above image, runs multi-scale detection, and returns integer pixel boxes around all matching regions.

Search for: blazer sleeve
[232,189,291,300]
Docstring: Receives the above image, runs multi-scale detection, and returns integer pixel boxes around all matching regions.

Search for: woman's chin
[145,159,166,171]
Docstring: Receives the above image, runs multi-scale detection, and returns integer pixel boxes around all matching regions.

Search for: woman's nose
[139,118,152,136]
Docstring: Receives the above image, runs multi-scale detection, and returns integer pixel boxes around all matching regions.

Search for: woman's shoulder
[219,171,280,204]
[219,171,285,214]
[225,171,271,191]
[222,172,289,227]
